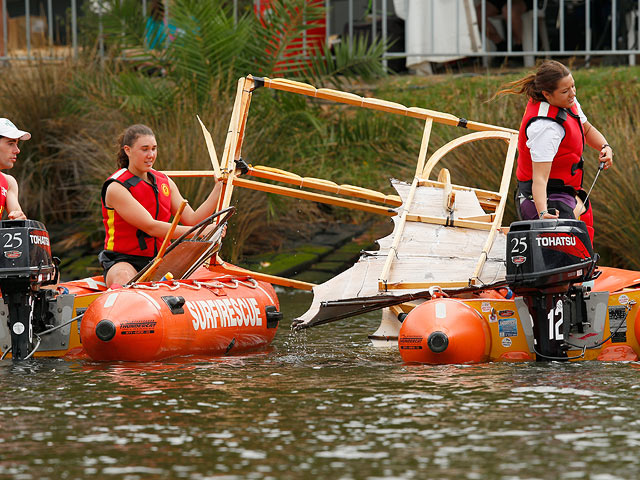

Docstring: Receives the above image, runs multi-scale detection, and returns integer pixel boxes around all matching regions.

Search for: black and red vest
[102,168,172,257]
[517,99,585,190]
[0,173,7,217]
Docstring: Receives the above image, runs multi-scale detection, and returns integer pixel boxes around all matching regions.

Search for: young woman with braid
[496,60,613,242]
[99,124,222,287]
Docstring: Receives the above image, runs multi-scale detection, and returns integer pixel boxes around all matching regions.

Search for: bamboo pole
[458,214,496,222]
[220,78,245,176]
[163,168,500,211]
[136,200,188,283]
[257,76,518,134]
[163,168,403,207]
[234,78,255,161]
[163,170,217,177]
[248,167,402,206]
[219,77,254,211]
[231,177,397,217]
[378,118,433,291]
[163,172,495,228]
[215,263,315,291]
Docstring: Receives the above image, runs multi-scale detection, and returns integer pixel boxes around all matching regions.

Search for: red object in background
[254,0,327,74]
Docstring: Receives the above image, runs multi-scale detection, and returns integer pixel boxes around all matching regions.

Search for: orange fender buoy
[80,279,280,361]
[633,307,640,357]
[398,298,491,364]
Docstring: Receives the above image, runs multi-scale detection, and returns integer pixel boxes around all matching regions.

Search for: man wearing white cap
[0,118,29,220]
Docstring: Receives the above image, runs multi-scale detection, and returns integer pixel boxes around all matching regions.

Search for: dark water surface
[1,288,639,480]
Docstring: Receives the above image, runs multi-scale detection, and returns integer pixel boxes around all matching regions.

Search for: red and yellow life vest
[101,168,172,257]
[516,99,585,190]
[0,173,7,217]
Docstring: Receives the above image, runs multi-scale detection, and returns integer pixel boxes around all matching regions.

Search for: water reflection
[0,288,639,479]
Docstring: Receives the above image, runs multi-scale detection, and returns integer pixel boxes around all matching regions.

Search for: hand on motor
[599,145,613,170]
[8,210,26,220]
[540,208,559,220]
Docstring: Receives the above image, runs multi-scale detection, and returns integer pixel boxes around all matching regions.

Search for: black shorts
[98,250,154,279]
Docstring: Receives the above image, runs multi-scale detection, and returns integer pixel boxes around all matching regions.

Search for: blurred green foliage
[0,0,638,271]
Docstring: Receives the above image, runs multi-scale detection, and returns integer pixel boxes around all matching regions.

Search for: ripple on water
[1,296,640,479]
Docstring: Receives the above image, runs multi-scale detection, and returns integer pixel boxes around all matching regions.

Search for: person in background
[100,124,222,287]
[145,0,177,50]
[0,118,29,220]
[476,0,531,52]
[495,60,613,242]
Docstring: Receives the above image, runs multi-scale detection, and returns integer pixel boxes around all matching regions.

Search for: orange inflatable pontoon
[80,273,280,362]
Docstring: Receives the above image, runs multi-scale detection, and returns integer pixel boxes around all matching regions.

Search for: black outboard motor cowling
[0,220,57,360]
[505,219,598,361]
[506,219,596,292]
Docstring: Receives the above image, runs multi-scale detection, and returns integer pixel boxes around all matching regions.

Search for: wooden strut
[468,132,518,284]
[378,118,433,291]
[230,177,397,217]
[162,168,403,207]
[254,75,518,135]
[247,166,403,206]
[219,77,254,212]
[422,130,514,179]
[215,263,316,291]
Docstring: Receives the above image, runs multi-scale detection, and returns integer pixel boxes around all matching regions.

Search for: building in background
[1,0,638,70]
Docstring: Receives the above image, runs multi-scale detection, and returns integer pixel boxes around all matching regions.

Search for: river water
[1,287,639,480]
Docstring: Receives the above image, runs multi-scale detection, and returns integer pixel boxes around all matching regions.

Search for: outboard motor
[0,220,58,360]
[506,219,598,361]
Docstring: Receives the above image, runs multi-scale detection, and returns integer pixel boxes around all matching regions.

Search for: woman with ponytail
[99,124,222,287]
[496,60,612,241]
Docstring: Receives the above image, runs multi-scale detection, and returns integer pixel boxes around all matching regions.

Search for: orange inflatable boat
[398,219,640,364]
[0,219,281,361]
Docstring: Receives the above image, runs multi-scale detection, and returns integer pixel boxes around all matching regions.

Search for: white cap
[0,118,31,140]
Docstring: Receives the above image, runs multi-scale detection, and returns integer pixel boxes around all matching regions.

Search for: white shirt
[526,99,587,163]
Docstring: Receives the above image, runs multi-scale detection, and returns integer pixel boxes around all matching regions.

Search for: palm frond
[302,34,389,87]
[82,0,149,54]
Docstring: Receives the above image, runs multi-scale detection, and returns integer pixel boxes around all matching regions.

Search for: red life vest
[516,99,585,190]
[0,173,7,217]
[102,168,172,257]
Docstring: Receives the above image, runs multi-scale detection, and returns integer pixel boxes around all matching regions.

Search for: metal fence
[2,0,639,68]
[333,0,640,69]
[0,0,78,59]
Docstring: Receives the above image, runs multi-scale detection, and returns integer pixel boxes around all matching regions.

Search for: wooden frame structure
[164,75,518,292]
